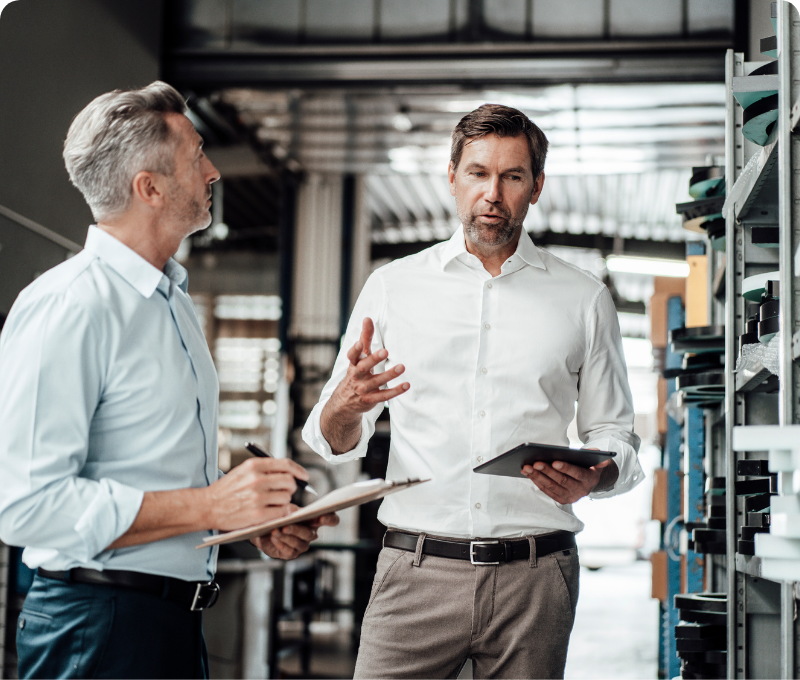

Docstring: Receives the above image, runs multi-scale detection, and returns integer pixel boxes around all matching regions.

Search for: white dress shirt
[0,226,220,580]
[304,226,643,538]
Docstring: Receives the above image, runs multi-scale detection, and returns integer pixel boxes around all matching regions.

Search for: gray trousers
[354,534,580,679]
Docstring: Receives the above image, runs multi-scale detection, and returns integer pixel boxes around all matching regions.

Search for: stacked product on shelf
[674,593,728,679]
[689,477,726,557]
[733,460,773,556]
[738,61,779,147]
[676,166,725,251]
[756,280,780,343]
[733,426,800,583]
[732,11,779,148]
[668,325,725,408]
[735,274,781,393]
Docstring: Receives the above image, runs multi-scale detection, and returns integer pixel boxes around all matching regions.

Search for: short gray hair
[63,81,187,220]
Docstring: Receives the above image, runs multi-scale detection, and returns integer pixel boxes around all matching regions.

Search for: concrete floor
[280,560,659,679]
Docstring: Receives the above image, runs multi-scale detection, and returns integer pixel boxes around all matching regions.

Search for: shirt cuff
[584,437,645,499]
[302,402,373,464]
[73,479,144,562]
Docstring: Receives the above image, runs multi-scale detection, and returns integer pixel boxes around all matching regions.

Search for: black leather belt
[37,568,220,612]
[384,530,576,565]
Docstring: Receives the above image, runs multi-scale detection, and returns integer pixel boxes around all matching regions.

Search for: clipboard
[198,477,428,548]
[473,443,615,479]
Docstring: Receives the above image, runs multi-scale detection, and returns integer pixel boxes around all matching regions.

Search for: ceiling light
[391,113,413,132]
[605,256,690,278]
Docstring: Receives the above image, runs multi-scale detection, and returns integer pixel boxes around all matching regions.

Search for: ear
[529,172,545,207]
[131,170,167,209]
[448,161,457,197]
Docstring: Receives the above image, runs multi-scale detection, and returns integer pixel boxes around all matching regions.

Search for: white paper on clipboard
[198,477,429,548]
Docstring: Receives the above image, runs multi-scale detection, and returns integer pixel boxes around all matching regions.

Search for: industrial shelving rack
[720,2,800,677]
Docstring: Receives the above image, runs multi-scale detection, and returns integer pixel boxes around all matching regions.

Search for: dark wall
[0,0,164,247]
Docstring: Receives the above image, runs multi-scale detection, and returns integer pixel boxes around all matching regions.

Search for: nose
[206,158,221,184]
[485,175,501,203]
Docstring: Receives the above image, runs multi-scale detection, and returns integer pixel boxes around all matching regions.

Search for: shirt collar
[83,226,186,298]
[439,225,547,272]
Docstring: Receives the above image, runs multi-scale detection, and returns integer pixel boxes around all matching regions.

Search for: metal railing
[0,203,82,254]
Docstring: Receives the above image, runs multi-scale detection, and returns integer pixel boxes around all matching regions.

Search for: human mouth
[478,213,506,223]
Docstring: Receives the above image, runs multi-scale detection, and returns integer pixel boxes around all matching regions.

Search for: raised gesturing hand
[332,317,409,417]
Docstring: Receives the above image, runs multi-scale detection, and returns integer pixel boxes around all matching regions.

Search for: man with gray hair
[0,81,336,679]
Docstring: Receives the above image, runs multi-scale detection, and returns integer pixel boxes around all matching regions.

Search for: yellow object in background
[685,255,708,328]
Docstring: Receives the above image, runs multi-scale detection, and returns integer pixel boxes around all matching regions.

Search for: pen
[244,442,318,496]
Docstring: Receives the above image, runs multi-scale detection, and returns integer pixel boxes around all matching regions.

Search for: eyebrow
[463,162,529,174]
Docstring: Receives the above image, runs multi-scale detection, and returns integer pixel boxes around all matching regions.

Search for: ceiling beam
[167,52,726,90]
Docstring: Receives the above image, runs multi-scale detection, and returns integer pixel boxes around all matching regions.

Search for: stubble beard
[167,180,212,236]
[459,207,525,248]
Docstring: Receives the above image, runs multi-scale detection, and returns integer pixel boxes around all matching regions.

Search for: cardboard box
[651,550,668,601]
[651,468,669,522]
[686,255,708,328]
[650,277,686,348]
[657,377,668,434]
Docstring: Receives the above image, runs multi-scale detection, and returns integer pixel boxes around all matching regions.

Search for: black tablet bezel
[473,442,616,477]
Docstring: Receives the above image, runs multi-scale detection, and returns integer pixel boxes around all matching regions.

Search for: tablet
[473,442,615,478]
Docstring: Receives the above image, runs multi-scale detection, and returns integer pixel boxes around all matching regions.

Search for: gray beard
[167,181,211,234]
[460,210,525,248]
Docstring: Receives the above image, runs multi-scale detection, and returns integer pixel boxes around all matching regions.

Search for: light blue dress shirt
[0,226,220,581]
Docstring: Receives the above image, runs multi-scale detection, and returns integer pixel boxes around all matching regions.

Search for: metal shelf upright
[721,2,800,676]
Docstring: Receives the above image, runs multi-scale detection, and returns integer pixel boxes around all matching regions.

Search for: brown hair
[450,103,548,178]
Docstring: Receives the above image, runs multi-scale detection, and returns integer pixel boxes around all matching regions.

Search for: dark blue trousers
[17,574,209,679]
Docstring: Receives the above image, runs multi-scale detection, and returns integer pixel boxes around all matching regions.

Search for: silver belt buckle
[470,540,500,565]
[190,580,220,611]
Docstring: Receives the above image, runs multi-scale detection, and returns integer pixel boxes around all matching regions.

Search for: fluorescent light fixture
[605,256,689,278]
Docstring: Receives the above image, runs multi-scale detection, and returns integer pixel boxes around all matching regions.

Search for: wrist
[195,486,216,530]
[592,462,619,493]
[327,390,362,425]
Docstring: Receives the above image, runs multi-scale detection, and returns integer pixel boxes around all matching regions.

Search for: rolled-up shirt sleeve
[303,272,387,464]
[0,291,144,563]
[576,286,644,498]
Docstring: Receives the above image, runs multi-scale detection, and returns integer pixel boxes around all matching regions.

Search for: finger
[591,459,612,470]
[252,472,298,494]
[308,513,339,529]
[551,460,595,484]
[524,468,569,495]
[319,512,340,527]
[359,383,410,404]
[523,470,570,503]
[268,535,296,560]
[361,364,405,392]
[250,535,267,549]
[360,318,374,358]
[355,347,388,375]
[249,457,310,482]
[280,523,317,542]
[272,530,310,553]
[347,340,363,365]
[528,462,579,489]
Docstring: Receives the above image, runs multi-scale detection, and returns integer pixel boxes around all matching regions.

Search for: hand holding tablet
[474,443,618,504]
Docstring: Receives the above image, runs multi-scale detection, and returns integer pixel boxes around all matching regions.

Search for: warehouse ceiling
[193,82,723,251]
[170,0,735,282]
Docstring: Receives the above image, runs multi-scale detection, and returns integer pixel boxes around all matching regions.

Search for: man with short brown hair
[304,103,643,678]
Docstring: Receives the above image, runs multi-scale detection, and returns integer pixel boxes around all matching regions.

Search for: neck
[464,229,522,277]
[97,212,178,271]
